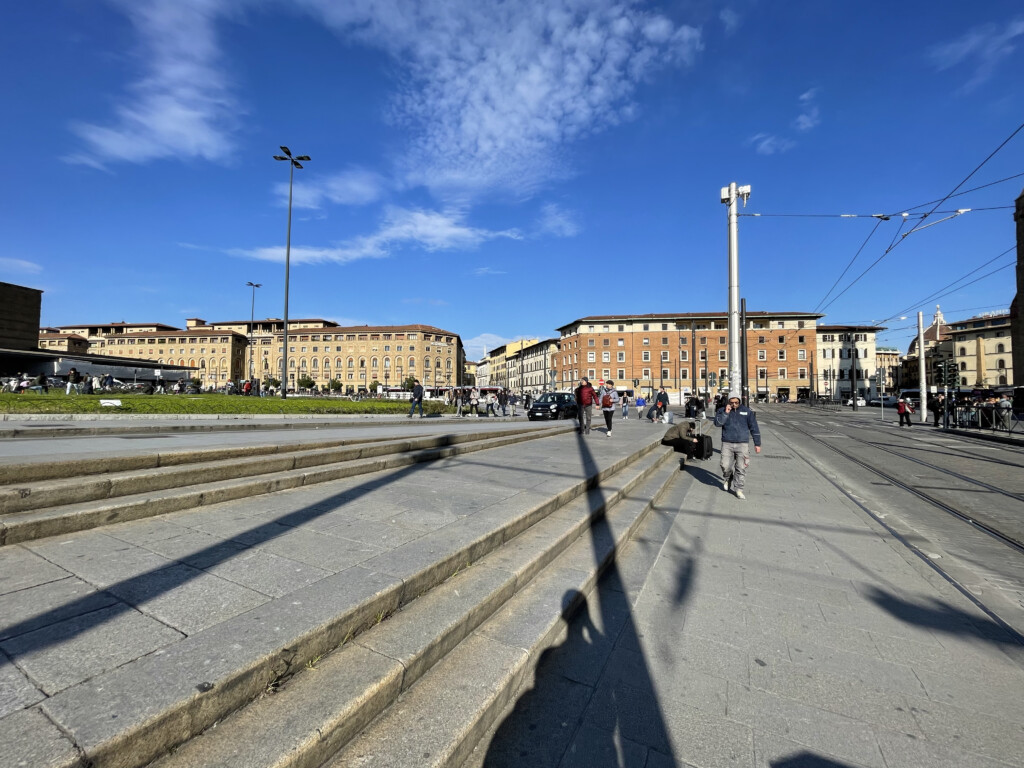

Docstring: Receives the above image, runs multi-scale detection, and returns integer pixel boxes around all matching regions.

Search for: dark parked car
[527,392,578,421]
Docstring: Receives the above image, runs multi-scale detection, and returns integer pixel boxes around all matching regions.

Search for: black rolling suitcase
[693,417,714,460]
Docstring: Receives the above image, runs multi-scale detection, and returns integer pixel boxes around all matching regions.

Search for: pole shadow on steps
[480,431,679,767]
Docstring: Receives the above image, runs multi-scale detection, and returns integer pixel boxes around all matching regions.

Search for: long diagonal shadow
[0,448,451,656]
[482,432,679,766]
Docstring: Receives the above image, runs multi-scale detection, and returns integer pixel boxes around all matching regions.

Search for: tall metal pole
[722,183,750,397]
[246,282,261,382]
[273,146,309,400]
[690,321,696,402]
[281,160,294,399]
[917,311,927,423]
[740,298,749,405]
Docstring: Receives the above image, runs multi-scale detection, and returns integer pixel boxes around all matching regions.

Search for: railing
[948,404,1021,435]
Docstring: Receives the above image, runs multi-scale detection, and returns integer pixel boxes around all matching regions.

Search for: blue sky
[2,1,1023,360]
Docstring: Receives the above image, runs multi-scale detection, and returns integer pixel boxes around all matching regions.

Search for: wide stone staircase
[0,422,680,768]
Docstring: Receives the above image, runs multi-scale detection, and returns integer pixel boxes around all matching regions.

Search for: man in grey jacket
[713,394,762,499]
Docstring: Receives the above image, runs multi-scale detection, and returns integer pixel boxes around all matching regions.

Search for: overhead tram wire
[741,206,1011,218]
[898,171,1024,212]
[812,218,883,312]
[881,245,1016,323]
[750,121,1024,316]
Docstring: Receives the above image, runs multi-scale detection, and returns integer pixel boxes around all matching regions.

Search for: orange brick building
[555,311,823,401]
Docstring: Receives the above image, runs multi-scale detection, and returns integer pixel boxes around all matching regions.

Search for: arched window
[311,359,318,369]
[999,375,1007,385]
[189,359,196,367]
[409,357,416,369]
[289,360,296,369]
[960,362,967,371]
[221,357,227,369]
[300,359,307,369]
[335,357,342,368]
[997,343,1005,354]
[446,358,452,369]
[371,357,378,369]
[323,358,330,369]
[347,357,354,369]
[961,377,967,386]
[200,360,206,369]
[997,359,1006,369]
[359,357,366,368]
[384,357,391,369]
[959,347,966,356]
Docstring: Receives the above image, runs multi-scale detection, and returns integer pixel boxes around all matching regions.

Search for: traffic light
[945,363,958,388]
[708,372,717,387]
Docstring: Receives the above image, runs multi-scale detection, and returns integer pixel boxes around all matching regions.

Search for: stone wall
[0,281,43,351]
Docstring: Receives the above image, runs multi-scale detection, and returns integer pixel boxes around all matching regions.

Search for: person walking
[621,393,629,420]
[896,398,913,428]
[408,379,425,418]
[574,377,597,434]
[597,380,620,437]
[469,388,480,416]
[714,394,762,500]
[497,389,508,417]
[655,387,670,421]
[65,367,81,395]
[635,394,646,419]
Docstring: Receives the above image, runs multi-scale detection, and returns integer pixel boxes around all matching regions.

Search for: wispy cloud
[746,133,795,156]
[0,257,43,276]
[463,332,514,360]
[65,0,239,168]
[793,87,820,132]
[230,206,520,265]
[300,0,703,197]
[719,8,740,36]
[928,18,1024,92]
[472,267,507,277]
[282,168,388,209]
[536,202,580,238]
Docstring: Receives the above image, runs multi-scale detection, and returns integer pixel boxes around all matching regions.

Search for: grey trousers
[579,404,594,433]
[721,442,750,489]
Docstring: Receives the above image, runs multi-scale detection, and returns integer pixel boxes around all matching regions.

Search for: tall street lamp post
[273,146,310,399]
[245,282,261,383]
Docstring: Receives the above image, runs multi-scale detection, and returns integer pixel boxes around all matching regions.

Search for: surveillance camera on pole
[721,183,751,400]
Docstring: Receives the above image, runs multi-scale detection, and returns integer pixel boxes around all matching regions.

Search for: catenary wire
[812,219,883,312]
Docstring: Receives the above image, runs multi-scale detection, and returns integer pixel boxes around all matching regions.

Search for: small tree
[297,375,315,390]
[402,376,416,390]
[368,379,381,392]
[328,378,342,392]
[263,376,281,389]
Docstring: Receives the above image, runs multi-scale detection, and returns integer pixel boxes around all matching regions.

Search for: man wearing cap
[713,394,762,499]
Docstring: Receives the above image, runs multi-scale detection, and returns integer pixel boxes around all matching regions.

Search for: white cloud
[746,133,794,156]
[0,257,43,276]
[66,0,239,168]
[463,332,514,360]
[793,87,821,132]
[928,18,1024,92]
[282,168,388,209]
[298,0,703,197]
[402,297,450,306]
[719,8,740,36]
[230,206,520,265]
[472,267,507,277]
[536,202,580,238]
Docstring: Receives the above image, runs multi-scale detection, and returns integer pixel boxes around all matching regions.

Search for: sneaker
[735,490,746,500]
[723,478,731,492]
[607,431,612,437]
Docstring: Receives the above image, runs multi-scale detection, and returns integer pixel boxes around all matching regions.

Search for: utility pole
[740,298,749,405]
[917,311,927,423]
[721,183,750,398]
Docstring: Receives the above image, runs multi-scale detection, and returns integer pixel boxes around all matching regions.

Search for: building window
[758,368,767,380]
[662,351,670,362]
[618,369,625,379]
[662,369,670,379]
[778,336,785,344]
[662,324,668,331]
[699,337,707,345]
[642,338,650,345]
[617,352,625,362]
[680,350,688,361]
[662,337,668,345]
[798,349,806,360]
[643,324,649,331]
[798,368,807,379]
[643,368,651,378]
[617,338,624,346]
[798,336,805,344]
[758,350,766,361]
[699,350,707,361]
[602,351,610,362]
[603,338,610,346]
[588,351,595,362]
[778,368,787,379]
[718,350,726,361]
[589,339,595,346]
[778,350,786,361]
[642,351,650,362]
[680,369,688,379]
[719,336,726,345]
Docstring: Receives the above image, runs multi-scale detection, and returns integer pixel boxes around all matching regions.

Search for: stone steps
[0,426,573,546]
[145,448,677,768]
[0,429,673,768]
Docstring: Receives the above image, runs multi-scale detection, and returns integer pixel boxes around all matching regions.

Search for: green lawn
[0,393,449,416]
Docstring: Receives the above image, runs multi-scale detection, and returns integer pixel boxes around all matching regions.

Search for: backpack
[601,393,613,408]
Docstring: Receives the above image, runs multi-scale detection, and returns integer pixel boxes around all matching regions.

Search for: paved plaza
[1,409,1022,767]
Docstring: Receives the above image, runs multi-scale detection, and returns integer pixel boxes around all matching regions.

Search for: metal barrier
[949,404,1020,435]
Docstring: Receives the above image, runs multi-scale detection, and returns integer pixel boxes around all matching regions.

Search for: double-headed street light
[273,146,310,399]
[245,281,261,382]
